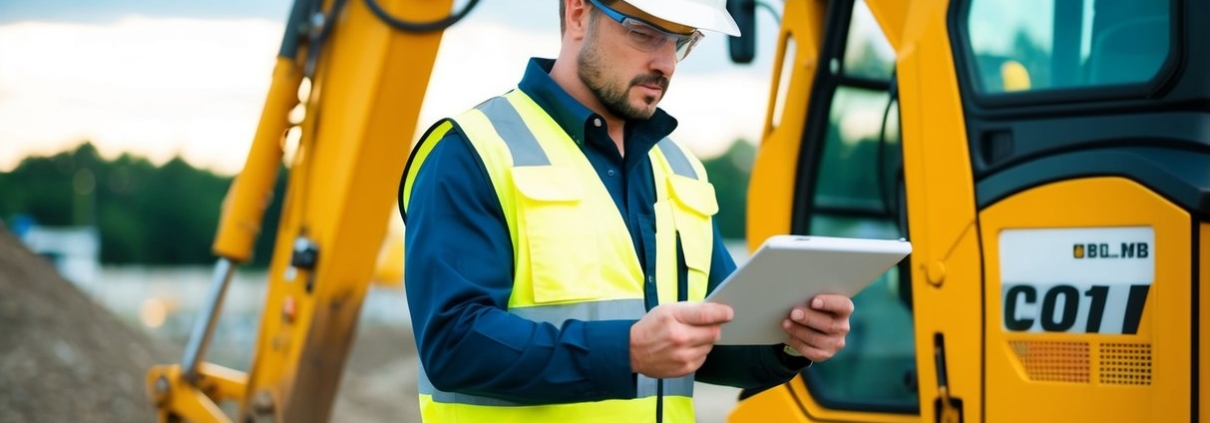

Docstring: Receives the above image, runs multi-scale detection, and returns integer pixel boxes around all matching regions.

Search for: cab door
[732,0,921,422]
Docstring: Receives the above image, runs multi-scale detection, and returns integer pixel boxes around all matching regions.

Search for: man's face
[576,2,686,120]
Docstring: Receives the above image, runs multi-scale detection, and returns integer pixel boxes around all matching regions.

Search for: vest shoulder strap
[400,91,541,218]
[653,137,709,182]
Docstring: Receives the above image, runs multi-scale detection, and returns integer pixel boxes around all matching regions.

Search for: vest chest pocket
[511,167,602,304]
[667,175,718,301]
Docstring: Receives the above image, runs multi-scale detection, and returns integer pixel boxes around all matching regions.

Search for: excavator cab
[732,0,1207,422]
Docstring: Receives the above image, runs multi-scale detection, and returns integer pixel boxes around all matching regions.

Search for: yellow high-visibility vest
[401,89,717,423]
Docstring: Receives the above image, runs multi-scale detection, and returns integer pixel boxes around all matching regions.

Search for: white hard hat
[624,0,741,37]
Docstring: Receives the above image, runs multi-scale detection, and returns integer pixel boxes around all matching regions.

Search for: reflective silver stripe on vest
[510,298,645,324]
[637,375,659,398]
[477,96,550,167]
[636,373,695,399]
[418,359,527,406]
[656,139,698,179]
[418,299,694,404]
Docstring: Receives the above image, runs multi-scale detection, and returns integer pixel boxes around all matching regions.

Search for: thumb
[675,302,734,326]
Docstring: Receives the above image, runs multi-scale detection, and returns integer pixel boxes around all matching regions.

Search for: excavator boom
[147,0,456,421]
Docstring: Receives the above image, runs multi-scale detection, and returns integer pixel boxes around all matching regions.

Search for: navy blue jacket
[401,58,805,404]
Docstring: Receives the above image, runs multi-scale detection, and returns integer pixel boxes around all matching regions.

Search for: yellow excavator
[146,0,1208,422]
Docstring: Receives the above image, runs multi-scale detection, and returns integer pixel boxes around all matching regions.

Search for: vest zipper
[656,378,664,423]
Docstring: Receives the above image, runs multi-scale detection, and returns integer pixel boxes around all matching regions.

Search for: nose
[649,38,677,76]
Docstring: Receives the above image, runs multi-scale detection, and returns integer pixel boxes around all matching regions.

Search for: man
[398,0,853,421]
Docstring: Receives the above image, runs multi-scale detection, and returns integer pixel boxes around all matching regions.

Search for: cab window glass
[814,87,896,212]
[802,0,918,412]
[842,0,895,81]
[964,0,1171,93]
[805,215,916,408]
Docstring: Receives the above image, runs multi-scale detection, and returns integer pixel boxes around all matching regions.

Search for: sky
[0,0,786,175]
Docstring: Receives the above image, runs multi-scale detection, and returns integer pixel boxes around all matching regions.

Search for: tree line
[0,143,284,266]
[1,141,754,266]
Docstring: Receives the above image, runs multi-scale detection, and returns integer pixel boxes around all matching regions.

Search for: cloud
[0,16,770,174]
[0,17,281,174]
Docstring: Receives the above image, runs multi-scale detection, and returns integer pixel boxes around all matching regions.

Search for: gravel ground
[0,228,176,423]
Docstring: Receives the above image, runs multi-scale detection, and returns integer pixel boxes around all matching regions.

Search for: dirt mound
[0,225,423,423]
[0,227,177,423]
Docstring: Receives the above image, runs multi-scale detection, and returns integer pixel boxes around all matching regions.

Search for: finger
[779,321,847,360]
[689,343,715,358]
[666,320,723,348]
[785,335,837,362]
[676,302,734,326]
[782,318,824,343]
[790,307,851,335]
[677,344,715,374]
[679,324,723,347]
[671,343,715,364]
[810,294,855,317]
[784,319,842,345]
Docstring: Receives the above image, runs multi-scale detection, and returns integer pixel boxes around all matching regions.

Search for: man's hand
[630,302,734,379]
[782,294,854,362]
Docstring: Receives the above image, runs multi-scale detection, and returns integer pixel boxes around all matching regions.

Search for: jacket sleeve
[403,129,637,404]
[693,224,811,388]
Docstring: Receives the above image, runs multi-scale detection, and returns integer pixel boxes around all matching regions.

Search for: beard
[577,26,670,120]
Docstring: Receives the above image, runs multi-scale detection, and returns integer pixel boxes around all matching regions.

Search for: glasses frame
[586,0,705,62]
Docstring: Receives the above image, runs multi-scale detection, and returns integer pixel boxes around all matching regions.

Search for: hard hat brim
[625,0,742,37]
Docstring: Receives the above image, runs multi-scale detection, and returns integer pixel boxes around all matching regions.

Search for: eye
[628,26,659,43]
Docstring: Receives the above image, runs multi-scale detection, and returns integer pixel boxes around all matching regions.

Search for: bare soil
[0,227,177,423]
[0,227,420,423]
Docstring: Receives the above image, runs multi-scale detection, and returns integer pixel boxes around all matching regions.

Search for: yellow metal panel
[979,177,1191,423]
[745,0,826,252]
[199,362,249,402]
[239,0,452,422]
[212,57,300,262]
[895,1,983,422]
[1202,222,1208,423]
[728,385,812,423]
[783,376,921,423]
[864,0,908,51]
[147,364,242,423]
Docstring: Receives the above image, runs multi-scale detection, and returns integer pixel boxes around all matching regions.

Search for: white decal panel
[999,227,1154,334]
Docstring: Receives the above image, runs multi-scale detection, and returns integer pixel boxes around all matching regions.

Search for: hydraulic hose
[363,0,481,33]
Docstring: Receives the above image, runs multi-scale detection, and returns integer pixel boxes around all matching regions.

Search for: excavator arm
[145,0,463,421]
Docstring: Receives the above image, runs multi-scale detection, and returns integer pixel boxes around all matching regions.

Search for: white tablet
[705,235,912,345]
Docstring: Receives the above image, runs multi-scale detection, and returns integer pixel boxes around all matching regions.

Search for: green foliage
[1,142,284,266]
[2,140,752,264]
[701,140,755,240]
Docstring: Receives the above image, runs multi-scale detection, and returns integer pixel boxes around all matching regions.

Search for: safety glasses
[587,0,705,62]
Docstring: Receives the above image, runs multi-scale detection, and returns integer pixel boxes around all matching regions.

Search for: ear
[564,0,592,40]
